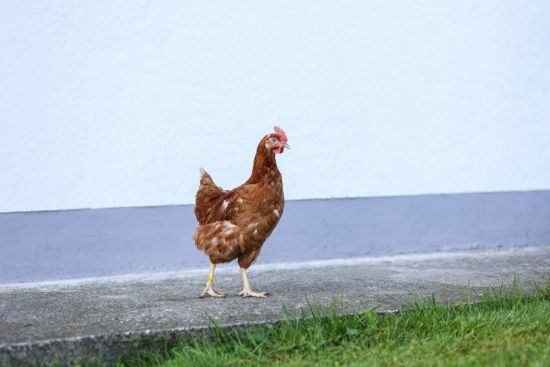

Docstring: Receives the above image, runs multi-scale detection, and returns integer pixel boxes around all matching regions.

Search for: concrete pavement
[1,245,549,365]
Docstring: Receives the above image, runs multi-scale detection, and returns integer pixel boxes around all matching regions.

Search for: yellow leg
[238,267,268,298]
[200,263,225,298]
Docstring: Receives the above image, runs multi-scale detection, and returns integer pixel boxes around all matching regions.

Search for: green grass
[115,278,550,367]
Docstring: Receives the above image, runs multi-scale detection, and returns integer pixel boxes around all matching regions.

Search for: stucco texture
[1,1,549,212]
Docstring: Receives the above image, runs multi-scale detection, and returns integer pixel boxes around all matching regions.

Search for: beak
[281,141,291,150]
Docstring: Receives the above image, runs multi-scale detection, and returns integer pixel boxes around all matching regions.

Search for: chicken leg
[200,263,225,298]
[238,267,268,298]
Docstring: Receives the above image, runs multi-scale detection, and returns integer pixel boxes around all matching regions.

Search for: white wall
[1,1,549,213]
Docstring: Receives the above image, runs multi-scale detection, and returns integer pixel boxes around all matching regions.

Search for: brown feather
[193,134,285,268]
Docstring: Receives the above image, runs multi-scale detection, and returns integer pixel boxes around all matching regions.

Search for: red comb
[273,126,288,141]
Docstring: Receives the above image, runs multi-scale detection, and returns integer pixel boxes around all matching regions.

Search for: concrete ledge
[1,246,549,365]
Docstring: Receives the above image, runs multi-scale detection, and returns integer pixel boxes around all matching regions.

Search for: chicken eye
[272,138,277,142]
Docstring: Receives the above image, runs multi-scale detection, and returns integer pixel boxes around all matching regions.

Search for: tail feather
[198,168,216,186]
[195,168,226,224]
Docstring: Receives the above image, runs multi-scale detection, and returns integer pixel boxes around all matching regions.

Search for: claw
[200,283,225,298]
[238,289,268,298]
[200,263,225,298]
[238,267,267,298]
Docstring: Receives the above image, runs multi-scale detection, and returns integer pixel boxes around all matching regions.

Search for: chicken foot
[238,267,268,298]
[200,263,225,298]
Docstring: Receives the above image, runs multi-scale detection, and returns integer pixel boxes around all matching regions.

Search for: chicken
[193,126,290,298]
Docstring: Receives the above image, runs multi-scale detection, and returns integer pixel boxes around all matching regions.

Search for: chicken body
[193,128,289,298]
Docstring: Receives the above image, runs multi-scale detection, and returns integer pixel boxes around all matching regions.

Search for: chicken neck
[246,138,281,184]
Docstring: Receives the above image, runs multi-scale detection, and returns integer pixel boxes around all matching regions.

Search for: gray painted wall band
[1,191,549,284]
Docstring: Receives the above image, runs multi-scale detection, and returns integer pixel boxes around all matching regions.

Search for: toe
[239,291,268,298]
[209,289,225,298]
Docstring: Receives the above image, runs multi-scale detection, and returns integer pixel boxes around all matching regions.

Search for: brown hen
[193,126,290,298]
